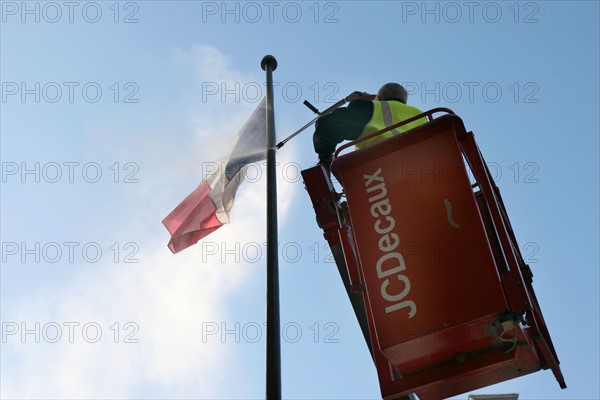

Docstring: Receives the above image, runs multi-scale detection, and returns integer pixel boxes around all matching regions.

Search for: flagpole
[261,54,281,400]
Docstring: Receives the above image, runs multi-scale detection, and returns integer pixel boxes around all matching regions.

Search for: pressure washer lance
[275,91,363,149]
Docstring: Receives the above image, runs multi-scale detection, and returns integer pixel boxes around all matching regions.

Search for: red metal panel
[333,118,508,372]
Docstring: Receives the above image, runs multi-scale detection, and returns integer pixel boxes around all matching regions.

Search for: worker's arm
[313,100,373,160]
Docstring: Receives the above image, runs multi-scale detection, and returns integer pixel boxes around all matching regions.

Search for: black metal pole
[261,54,281,400]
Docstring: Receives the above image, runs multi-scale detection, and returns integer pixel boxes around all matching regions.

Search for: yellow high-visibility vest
[355,101,427,150]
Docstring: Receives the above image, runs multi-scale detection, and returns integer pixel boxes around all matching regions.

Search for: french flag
[163,98,267,254]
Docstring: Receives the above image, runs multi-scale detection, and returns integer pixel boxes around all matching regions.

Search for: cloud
[1,44,296,399]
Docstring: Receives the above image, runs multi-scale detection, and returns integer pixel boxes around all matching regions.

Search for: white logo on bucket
[364,168,417,319]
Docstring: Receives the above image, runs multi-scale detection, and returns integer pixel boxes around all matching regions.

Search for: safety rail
[333,107,456,160]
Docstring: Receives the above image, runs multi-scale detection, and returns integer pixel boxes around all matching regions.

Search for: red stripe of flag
[162,180,223,254]
[163,98,267,254]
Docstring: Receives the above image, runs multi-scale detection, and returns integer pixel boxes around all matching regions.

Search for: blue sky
[1,1,598,399]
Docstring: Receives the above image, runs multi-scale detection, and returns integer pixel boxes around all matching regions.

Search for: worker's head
[377,83,408,104]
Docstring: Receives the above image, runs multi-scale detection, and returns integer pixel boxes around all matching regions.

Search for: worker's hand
[357,92,376,100]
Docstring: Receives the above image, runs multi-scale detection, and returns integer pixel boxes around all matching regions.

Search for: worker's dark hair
[377,83,408,104]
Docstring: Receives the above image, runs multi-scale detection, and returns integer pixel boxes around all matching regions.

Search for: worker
[313,83,427,164]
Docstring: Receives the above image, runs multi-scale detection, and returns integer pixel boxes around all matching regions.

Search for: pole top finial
[261,55,278,71]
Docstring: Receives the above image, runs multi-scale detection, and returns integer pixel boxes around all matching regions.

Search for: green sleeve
[312,100,373,158]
